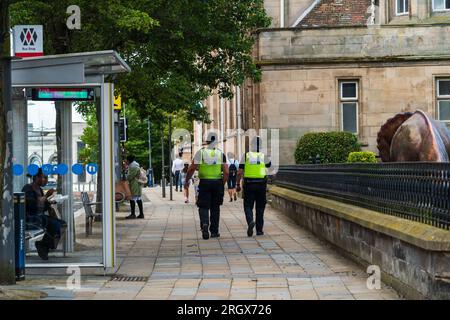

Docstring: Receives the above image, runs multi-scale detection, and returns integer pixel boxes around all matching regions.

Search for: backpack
[229,160,238,176]
[137,167,148,185]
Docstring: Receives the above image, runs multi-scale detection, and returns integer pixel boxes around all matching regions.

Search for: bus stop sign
[13,25,44,58]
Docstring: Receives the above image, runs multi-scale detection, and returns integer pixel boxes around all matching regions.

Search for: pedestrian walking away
[227,152,239,202]
[181,163,193,203]
[125,155,145,219]
[236,136,272,237]
[172,153,185,192]
[184,132,229,240]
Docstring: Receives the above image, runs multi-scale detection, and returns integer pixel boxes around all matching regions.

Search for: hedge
[347,151,377,163]
[294,132,361,164]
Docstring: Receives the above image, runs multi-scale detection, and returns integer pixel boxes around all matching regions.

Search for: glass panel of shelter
[19,89,104,266]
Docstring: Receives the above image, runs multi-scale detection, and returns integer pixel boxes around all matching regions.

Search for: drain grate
[111,275,149,282]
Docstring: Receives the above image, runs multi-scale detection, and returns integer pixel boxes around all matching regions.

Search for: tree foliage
[9,0,271,121]
[347,151,377,163]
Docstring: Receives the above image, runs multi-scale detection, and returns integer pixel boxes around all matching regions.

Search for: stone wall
[260,63,450,163]
[269,186,450,299]
[258,25,450,62]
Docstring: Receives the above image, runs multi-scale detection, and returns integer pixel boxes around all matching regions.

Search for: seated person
[22,169,66,260]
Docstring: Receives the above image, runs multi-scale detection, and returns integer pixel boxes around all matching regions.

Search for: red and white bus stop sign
[13,25,44,58]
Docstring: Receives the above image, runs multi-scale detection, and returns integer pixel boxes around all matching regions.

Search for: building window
[437,79,450,122]
[339,81,359,134]
[433,0,450,11]
[396,0,409,15]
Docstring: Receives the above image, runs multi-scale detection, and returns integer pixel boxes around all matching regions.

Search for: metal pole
[0,58,15,283]
[148,118,152,187]
[41,121,44,163]
[169,115,173,201]
[236,86,242,159]
[161,126,166,198]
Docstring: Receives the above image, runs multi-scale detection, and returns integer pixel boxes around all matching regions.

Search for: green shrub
[347,151,377,163]
[294,132,361,164]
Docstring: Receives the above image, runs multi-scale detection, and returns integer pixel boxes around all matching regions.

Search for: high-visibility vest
[198,148,222,180]
[244,152,267,179]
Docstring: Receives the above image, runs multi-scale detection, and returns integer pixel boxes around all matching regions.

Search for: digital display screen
[31,88,95,101]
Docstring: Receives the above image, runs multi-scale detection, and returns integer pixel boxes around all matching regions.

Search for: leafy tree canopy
[9,0,271,122]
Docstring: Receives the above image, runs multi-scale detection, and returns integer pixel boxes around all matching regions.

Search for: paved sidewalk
[14,186,400,300]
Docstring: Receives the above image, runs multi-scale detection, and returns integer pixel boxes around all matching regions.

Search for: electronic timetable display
[31,88,95,101]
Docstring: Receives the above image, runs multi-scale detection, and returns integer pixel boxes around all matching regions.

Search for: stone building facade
[195,0,450,164]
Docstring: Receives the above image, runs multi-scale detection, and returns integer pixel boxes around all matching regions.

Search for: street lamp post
[41,121,44,163]
[169,115,173,201]
[161,126,166,198]
[147,118,153,187]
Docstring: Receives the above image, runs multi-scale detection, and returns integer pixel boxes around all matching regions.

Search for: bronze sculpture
[377,110,450,162]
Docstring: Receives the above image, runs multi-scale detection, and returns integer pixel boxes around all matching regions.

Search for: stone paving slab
[15,186,401,300]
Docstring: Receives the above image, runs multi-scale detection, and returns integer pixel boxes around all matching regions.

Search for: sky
[27,101,85,130]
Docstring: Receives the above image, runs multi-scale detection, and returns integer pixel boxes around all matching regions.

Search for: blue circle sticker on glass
[86,163,98,175]
[56,163,69,175]
[13,164,24,176]
[72,163,84,175]
[42,164,53,176]
[27,164,39,176]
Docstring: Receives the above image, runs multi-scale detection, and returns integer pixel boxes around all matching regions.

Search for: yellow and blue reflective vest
[244,152,267,179]
[198,148,222,180]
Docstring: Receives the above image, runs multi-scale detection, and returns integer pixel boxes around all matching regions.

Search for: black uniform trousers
[197,179,224,234]
[243,180,267,232]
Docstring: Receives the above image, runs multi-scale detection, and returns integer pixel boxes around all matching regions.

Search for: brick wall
[300,0,372,27]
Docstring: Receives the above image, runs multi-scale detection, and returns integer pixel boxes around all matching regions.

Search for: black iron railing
[273,163,450,230]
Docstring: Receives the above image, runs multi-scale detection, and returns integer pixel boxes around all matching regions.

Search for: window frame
[339,80,360,134]
[339,81,359,101]
[395,0,409,16]
[436,78,450,122]
[432,0,450,12]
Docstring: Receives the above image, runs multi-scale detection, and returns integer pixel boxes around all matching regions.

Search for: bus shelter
[11,50,130,271]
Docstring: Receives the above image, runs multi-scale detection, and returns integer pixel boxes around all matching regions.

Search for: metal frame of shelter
[11,50,131,271]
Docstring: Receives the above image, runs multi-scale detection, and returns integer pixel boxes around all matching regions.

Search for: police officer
[236,136,271,237]
[184,132,229,240]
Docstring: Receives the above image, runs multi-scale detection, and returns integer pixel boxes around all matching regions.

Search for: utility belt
[244,178,267,184]
[200,178,223,182]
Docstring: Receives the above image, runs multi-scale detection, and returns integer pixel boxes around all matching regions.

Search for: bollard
[14,192,26,281]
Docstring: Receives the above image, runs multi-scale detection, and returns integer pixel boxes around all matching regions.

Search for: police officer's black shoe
[256,231,264,236]
[247,221,255,237]
[210,233,220,238]
[125,214,136,219]
[201,224,209,240]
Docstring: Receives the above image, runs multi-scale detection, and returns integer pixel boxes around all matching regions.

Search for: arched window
[28,153,42,167]
[48,153,58,165]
